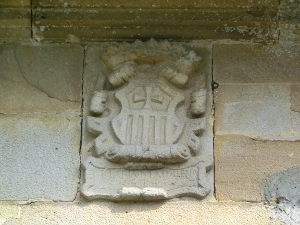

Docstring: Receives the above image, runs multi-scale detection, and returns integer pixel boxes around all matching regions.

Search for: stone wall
[1,0,300,42]
[0,39,299,224]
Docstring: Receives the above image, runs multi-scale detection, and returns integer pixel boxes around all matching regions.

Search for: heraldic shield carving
[81,39,213,201]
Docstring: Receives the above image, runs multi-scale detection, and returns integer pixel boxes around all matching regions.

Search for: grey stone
[291,111,300,135]
[291,84,300,113]
[0,114,80,201]
[0,44,83,114]
[214,84,296,140]
[213,43,300,84]
[262,167,300,225]
[81,40,213,201]
[279,22,300,43]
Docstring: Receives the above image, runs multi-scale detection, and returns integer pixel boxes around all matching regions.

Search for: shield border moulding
[81,39,213,201]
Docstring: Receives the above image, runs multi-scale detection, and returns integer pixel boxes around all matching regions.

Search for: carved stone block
[81,40,213,201]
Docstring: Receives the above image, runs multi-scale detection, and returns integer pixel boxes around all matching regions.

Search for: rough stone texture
[0,39,298,223]
[0,44,83,114]
[279,0,300,43]
[213,41,300,208]
[2,0,300,42]
[81,40,213,201]
[214,84,300,141]
[2,201,284,225]
[291,84,300,113]
[0,114,81,201]
[82,41,213,160]
[292,111,300,134]
[213,44,300,84]
[0,1,31,41]
[81,44,110,163]
[30,0,278,41]
[280,22,300,43]
[262,167,300,225]
[215,135,300,202]
[0,204,20,224]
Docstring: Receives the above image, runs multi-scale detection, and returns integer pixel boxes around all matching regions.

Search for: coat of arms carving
[81,39,213,201]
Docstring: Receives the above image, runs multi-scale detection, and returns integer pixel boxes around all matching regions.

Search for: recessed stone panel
[0,114,80,201]
[81,40,213,201]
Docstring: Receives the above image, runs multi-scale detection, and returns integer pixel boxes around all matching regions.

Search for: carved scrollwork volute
[81,39,213,201]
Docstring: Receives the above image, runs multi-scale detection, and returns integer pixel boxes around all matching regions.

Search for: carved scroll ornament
[81,39,213,201]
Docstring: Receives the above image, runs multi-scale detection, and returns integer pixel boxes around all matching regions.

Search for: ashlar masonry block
[0,114,81,201]
[215,135,300,202]
[213,43,300,84]
[81,40,213,201]
[214,84,298,140]
[0,44,83,114]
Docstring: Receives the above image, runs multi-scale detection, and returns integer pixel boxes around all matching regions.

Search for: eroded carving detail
[81,39,213,201]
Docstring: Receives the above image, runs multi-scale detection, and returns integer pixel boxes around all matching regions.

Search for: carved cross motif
[81,39,212,202]
[133,87,164,109]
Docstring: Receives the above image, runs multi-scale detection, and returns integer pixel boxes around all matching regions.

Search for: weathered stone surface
[33,0,279,8]
[215,135,300,202]
[292,111,300,134]
[262,167,300,225]
[0,204,20,224]
[279,0,300,43]
[3,201,284,225]
[214,84,300,140]
[291,84,300,112]
[4,0,300,42]
[280,0,300,16]
[81,40,213,201]
[0,44,83,114]
[0,1,31,40]
[30,0,278,41]
[279,22,300,43]
[0,114,80,201]
[81,44,110,162]
[213,44,300,84]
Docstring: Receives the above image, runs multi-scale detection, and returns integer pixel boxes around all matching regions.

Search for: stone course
[0,44,83,202]
[0,40,299,224]
[1,0,300,42]
[0,0,31,41]
[1,201,284,225]
[214,42,300,207]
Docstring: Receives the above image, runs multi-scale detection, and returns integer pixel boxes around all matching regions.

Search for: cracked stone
[0,44,83,114]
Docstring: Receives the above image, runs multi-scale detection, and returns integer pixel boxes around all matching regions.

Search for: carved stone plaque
[81,39,213,201]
